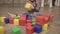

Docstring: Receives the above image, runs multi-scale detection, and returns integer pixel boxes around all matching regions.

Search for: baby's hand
[32,7,34,9]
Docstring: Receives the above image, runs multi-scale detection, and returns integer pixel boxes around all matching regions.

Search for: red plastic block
[19,15,26,26]
[43,14,50,23]
[27,20,32,23]
[26,26,34,34]
[9,18,14,24]
[35,16,43,21]
[35,16,45,25]
[26,23,33,27]
[20,15,26,18]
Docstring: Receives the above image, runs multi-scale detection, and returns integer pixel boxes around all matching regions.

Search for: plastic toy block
[14,16,19,19]
[26,26,34,34]
[27,17,32,20]
[0,17,6,23]
[9,18,14,24]
[0,17,1,22]
[26,23,33,27]
[32,21,36,25]
[4,18,9,24]
[32,18,35,21]
[35,16,44,21]
[0,26,4,34]
[20,15,26,20]
[22,12,29,19]
[42,23,48,31]
[12,28,21,34]
[36,13,42,16]
[43,14,50,23]
[35,16,44,25]
[14,19,19,26]
[20,15,26,18]
[32,18,36,25]
[19,16,26,26]
[34,25,42,33]
[27,20,32,23]
[22,12,29,15]
[19,19,26,26]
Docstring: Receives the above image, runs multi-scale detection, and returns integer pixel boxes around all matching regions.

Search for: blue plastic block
[36,13,42,16]
[4,18,9,24]
[22,12,29,15]
[34,25,42,33]
[27,17,32,20]
[22,12,29,20]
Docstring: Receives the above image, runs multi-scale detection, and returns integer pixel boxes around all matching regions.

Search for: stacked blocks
[32,18,36,25]
[27,17,32,23]
[19,15,26,26]
[4,18,9,24]
[36,13,42,16]
[36,16,44,26]
[14,19,19,26]
[42,14,50,31]
[26,23,33,27]
[22,12,29,20]
[0,17,6,23]
[27,17,32,20]
[9,18,14,24]
[12,28,21,34]
[27,20,32,23]
[42,23,48,31]
[0,26,4,34]
[14,15,20,19]
[14,16,19,19]
[0,17,1,22]
[43,14,50,23]
[26,26,34,34]
[34,25,42,33]
[0,13,51,34]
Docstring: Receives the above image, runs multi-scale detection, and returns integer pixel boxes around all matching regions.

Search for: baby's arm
[8,12,15,18]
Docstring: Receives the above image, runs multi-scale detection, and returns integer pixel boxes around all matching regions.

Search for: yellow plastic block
[14,19,19,26]
[0,17,1,22]
[42,23,48,31]
[0,26,4,34]
[0,17,6,23]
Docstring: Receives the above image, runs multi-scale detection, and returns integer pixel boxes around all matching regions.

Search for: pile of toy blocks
[0,12,51,34]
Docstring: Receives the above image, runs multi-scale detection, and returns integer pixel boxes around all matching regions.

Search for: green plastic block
[32,18,36,21]
[32,18,36,25]
[12,28,21,34]
[32,21,36,25]
[14,16,19,19]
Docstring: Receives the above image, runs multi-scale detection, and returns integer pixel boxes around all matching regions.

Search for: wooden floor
[0,4,60,34]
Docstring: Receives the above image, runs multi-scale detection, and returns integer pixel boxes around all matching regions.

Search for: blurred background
[0,0,60,34]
